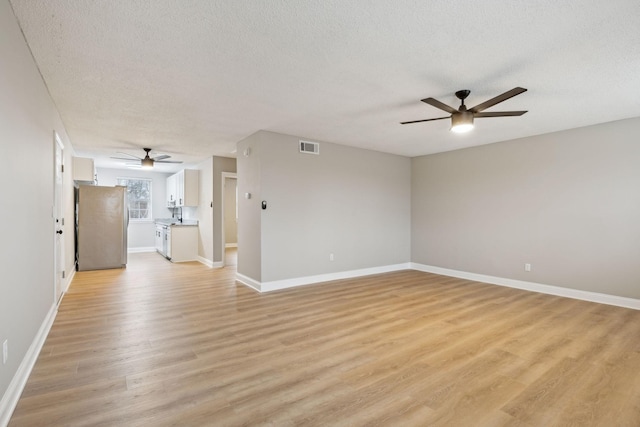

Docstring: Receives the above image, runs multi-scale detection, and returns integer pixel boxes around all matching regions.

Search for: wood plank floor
[9,251,640,426]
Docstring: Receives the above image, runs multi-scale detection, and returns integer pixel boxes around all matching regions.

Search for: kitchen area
[75,158,203,269]
[72,155,237,271]
[154,169,199,262]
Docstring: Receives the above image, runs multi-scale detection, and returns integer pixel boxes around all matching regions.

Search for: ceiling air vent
[299,140,319,155]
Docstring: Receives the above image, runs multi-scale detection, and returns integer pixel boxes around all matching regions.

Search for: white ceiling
[9,0,640,171]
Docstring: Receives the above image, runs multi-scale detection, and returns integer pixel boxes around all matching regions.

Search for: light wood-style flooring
[9,252,640,426]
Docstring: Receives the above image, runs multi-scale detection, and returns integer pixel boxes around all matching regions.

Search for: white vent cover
[299,140,319,155]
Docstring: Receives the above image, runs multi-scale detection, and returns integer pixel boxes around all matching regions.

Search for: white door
[54,132,65,303]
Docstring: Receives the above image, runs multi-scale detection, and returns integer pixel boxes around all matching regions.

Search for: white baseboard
[63,266,75,294]
[236,273,261,291]
[127,247,156,253]
[410,263,640,310]
[237,263,411,293]
[237,261,639,310]
[225,243,237,248]
[197,256,213,268]
[196,257,223,268]
[0,303,58,427]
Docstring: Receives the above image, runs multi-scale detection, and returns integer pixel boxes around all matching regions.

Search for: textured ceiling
[9,0,640,170]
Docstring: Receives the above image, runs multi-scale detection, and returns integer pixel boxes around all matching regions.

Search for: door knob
[56,230,63,234]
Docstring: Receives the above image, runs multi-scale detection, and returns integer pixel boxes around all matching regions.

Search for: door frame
[53,131,65,304]
[220,172,237,267]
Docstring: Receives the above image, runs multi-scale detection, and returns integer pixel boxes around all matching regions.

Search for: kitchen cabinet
[166,169,198,207]
[176,170,185,206]
[72,157,96,182]
[155,224,164,254]
[167,225,198,262]
[166,174,177,206]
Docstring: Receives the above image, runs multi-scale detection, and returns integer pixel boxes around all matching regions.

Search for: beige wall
[411,117,640,299]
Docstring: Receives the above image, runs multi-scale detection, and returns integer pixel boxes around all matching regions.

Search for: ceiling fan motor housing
[451,110,474,129]
[455,90,471,101]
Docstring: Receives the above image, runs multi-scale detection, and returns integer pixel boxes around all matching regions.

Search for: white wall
[411,117,640,300]
[238,130,411,284]
[97,168,172,250]
[0,1,76,420]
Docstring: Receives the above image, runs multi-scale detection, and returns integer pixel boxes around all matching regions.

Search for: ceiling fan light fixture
[402,87,527,133]
[450,111,474,133]
[141,156,154,169]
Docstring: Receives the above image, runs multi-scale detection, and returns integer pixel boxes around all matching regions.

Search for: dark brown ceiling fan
[401,87,528,133]
[111,147,183,169]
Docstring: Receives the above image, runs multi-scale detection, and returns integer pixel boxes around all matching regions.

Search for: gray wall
[237,133,263,280]
[412,117,640,299]
[0,0,75,409]
[224,178,238,245]
[96,168,172,250]
[238,131,411,283]
[192,157,237,265]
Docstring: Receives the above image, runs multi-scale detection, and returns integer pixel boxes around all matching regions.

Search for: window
[117,178,152,221]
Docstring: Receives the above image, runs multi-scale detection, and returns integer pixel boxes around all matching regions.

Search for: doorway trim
[53,131,65,305]
[220,172,237,267]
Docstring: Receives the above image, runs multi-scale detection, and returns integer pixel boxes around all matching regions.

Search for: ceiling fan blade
[110,156,139,161]
[474,110,527,118]
[116,152,142,160]
[469,87,527,113]
[152,155,171,161]
[421,98,458,114]
[401,116,450,125]
[155,160,183,164]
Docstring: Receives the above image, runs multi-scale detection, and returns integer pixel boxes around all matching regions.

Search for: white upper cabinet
[166,174,177,206]
[167,169,198,207]
[72,157,96,182]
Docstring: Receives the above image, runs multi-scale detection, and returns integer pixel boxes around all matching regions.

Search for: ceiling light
[450,111,474,133]
[141,156,154,169]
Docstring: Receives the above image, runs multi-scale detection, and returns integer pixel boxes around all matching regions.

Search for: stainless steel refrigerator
[76,185,129,271]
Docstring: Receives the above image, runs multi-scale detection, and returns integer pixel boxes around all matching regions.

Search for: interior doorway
[221,173,237,267]
[54,132,65,304]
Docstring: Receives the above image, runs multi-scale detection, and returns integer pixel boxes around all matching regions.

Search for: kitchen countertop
[155,218,198,226]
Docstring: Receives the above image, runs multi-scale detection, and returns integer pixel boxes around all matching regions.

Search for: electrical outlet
[525,263,532,272]
[329,253,334,261]
[2,340,7,364]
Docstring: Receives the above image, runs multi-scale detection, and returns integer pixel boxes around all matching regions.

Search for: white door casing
[54,132,65,304]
